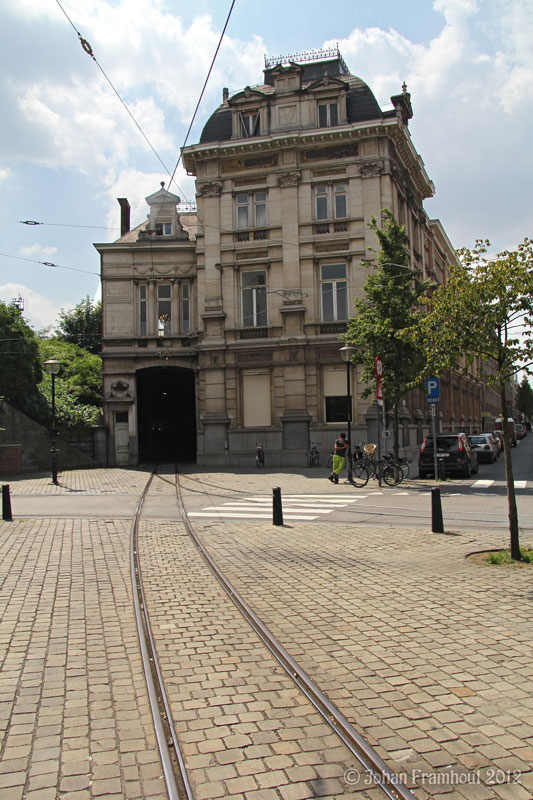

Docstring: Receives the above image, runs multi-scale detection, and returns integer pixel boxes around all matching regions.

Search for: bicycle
[349,449,370,487]
[306,441,320,467]
[356,443,404,486]
[255,442,265,468]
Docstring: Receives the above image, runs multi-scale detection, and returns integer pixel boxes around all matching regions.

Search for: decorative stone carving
[198,181,223,197]
[359,160,384,177]
[205,295,223,311]
[277,171,302,187]
[280,289,305,305]
[107,380,132,399]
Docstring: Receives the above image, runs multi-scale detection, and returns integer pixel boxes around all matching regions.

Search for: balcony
[319,322,347,335]
[235,228,269,242]
[240,327,269,339]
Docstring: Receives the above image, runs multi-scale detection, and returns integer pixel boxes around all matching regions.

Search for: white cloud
[0,283,65,331]
[0,168,12,183]
[19,244,59,259]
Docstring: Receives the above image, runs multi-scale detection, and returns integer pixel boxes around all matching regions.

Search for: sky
[1,0,532,332]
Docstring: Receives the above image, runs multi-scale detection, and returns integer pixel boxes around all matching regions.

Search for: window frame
[314,183,347,221]
[157,282,172,337]
[235,190,268,230]
[239,110,260,138]
[139,284,147,337]
[154,221,173,236]
[318,101,339,128]
[320,263,348,322]
[241,269,267,328]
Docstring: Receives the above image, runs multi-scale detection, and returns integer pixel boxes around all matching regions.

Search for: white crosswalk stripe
[188,494,364,521]
[470,479,527,489]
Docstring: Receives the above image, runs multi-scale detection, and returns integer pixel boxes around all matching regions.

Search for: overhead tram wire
[53,0,189,203]
[147,0,236,272]
[0,251,100,277]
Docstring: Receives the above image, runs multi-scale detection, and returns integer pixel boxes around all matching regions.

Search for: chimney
[223,87,229,102]
[118,197,130,237]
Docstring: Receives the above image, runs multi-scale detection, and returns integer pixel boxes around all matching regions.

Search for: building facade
[96,49,495,467]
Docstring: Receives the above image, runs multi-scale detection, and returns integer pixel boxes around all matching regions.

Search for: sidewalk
[0,466,532,800]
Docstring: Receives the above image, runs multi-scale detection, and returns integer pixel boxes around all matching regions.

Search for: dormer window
[155,222,172,236]
[240,111,259,137]
[318,101,338,127]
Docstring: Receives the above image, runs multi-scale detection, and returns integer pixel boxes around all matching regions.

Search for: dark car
[469,434,497,463]
[418,433,478,478]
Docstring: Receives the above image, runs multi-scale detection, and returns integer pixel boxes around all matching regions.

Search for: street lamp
[339,345,356,482]
[44,359,61,485]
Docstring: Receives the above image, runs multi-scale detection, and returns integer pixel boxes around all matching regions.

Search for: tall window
[240,111,259,137]
[321,264,348,321]
[181,282,190,335]
[139,284,147,336]
[318,101,338,127]
[157,283,171,336]
[314,183,347,220]
[236,191,267,229]
[242,270,267,327]
[323,369,352,423]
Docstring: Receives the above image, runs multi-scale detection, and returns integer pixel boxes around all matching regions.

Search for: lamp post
[339,345,356,482]
[44,359,61,485]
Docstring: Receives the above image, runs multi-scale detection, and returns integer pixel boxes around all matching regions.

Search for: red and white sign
[375,356,383,378]
[376,379,384,400]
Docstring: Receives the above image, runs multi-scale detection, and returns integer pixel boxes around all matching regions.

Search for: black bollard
[2,485,13,522]
[431,487,444,533]
[273,487,283,526]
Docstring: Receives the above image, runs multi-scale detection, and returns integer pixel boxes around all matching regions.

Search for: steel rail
[174,472,417,800]
[130,472,195,800]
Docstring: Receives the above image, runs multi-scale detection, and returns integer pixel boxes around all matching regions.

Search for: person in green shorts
[328,432,348,484]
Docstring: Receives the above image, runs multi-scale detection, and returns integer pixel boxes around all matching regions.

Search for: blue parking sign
[426,377,440,403]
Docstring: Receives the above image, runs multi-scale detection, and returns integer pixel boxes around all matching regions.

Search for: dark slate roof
[199,58,383,144]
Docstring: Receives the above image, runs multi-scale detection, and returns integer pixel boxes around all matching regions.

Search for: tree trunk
[500,381,520,559]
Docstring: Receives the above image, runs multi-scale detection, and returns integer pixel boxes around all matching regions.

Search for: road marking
[470,479,528,489]
[190,493,364,521]
[188,512,318,520]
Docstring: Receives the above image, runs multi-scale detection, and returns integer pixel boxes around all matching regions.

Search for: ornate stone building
[96,48,494,466]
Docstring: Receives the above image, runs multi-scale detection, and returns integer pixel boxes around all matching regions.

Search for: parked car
[419,433,479,479]
[491,431,503,453]
[514,423,526,439]
[469,434,497,463]
[495,418,517,447]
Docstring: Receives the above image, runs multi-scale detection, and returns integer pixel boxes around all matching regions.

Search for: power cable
[0,251,100,277]
[53,0,190,202]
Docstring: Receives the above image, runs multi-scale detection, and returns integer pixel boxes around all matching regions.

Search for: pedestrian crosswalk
[470,479,527,489]
[188,494,363,521]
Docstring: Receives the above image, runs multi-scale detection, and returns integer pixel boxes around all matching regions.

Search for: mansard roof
[199,56,384,144]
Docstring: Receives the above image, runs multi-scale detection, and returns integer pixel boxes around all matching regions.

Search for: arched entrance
[137,366,196,463]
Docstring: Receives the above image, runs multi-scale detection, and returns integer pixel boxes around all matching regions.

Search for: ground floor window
[323,368,352,423]
[243,372,271,427]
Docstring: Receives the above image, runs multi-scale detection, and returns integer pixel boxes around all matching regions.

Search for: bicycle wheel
[312,450,320,467]
[382,464,404,486]
[351,463,369,488]
[400,458,410,479]
[326,453,333,469]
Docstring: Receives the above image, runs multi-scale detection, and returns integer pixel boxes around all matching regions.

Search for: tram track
[131,467,418,800]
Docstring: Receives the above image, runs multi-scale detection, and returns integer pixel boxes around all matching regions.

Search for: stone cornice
[183,119,434,198]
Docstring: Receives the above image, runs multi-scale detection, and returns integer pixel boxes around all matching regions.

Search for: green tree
[517,376,533,421]
[345,210,432,461]
[411,238,533,559]
[38,339,103,426]
[55,296,102,354]
[0,300,46,419]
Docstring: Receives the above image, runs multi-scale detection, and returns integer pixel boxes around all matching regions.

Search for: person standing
[328,432,348,484]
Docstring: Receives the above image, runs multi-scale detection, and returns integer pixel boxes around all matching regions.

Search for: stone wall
[0,402,102,476]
